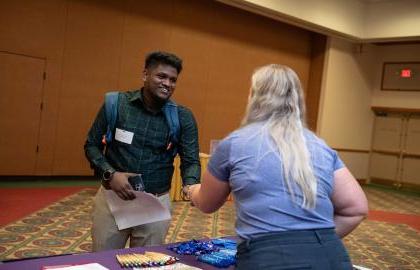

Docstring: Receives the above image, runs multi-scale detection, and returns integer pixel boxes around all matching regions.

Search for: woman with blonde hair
[189,64,368,269]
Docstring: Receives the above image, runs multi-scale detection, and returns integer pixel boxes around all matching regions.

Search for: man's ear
[142,69,148,82]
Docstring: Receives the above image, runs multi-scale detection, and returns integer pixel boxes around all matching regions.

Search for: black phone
[128,174,145,191]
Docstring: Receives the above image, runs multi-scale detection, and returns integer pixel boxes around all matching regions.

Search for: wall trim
[371,149,400,155]
[372,106,420,114]
[333,148,369,153]
[403,152,420,159]
[357,179,368,185]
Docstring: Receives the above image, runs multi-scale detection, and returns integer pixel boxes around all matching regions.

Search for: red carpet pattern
[0,187,87,227]
[0,187,419,269]
[0,189,95,260]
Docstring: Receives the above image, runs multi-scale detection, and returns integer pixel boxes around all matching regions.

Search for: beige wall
[338,152,370,180]
[365,0,420,41]
[371,44,420,108]
[317,37,376,179]
[318,38,420,179]
[318,38,375,149]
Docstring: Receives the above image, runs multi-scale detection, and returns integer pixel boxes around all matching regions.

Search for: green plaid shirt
[84,90,201,194]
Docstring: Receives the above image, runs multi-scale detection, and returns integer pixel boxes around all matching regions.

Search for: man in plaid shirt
[84,51,201,251]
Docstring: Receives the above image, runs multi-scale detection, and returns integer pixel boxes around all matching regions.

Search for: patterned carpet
[0,187,419,269]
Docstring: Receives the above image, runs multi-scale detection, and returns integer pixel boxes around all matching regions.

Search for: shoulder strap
[104,91,119,144]
[103,92,179,152]
[162,99,180,149]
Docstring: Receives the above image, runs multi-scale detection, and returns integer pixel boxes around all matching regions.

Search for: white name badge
[115,128,134,144]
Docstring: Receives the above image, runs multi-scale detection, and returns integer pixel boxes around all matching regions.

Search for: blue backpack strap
[162,99,180,155]
[104,91,119,144]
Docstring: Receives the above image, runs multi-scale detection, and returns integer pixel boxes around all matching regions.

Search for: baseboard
[357,179,368,185]
[370,177,420,194]
[0,175,97,181]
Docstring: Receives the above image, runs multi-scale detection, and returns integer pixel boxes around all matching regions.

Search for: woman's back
[191,64,367,269]
[208,122,343,239]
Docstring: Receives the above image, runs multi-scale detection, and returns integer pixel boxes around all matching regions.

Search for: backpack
[103,91,180,156]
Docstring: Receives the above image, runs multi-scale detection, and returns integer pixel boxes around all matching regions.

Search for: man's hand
[182,184,200,205]
[182,185,192,200]
[109,172,138,200]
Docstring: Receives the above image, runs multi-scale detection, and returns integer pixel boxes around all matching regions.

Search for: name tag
[115,128,134,144]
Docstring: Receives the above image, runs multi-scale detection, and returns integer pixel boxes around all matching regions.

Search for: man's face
[143,64,178,102]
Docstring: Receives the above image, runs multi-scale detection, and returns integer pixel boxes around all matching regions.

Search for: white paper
[104,190,171,230]
[134,262,202,270]
[44,263,109,270]
[353,265,372,270]
[115,128,134,144]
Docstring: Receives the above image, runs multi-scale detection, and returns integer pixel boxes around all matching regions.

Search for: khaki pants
[91,186,171,251]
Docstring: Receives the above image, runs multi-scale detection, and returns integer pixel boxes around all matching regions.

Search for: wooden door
[0,51,45,174]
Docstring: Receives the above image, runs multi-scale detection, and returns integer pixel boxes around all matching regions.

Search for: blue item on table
[211,238,237,250]
[168,238,237,268]
[198,251,236,268]
[168,239,218,255]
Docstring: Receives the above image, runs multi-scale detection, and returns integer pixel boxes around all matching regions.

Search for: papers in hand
[105,190,171,230]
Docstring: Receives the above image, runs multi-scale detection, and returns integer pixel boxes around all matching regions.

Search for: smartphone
[128,174,145,191]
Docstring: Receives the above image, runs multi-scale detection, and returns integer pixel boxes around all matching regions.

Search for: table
[0,244,234,270]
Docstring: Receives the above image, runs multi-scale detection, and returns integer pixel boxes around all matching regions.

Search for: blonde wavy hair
[241,64,317,208]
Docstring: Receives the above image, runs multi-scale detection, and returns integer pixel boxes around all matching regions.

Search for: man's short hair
[145,51,183,74]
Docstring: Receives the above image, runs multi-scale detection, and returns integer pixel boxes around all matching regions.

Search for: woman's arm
[190,170,231,214]
[332,167,368,238]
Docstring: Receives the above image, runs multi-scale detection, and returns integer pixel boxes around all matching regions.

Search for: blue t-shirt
[207,122,344,240]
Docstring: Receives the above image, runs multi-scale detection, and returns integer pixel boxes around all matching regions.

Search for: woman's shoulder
[304,129,336,155]
[213,123,263,150]
[227,123,264,141]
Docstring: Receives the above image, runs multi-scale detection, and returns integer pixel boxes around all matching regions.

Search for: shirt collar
[131,88,167,114]
[129,89,143,103]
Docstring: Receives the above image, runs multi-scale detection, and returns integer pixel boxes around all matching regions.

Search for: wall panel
[405,118,420,154]
[0,52,45,174]
[372,115,403,152]
[402,158,420,185]
[0,0,67,174]
[337,151,370,180]
[0,0,320,175]
[53,0,126,174]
